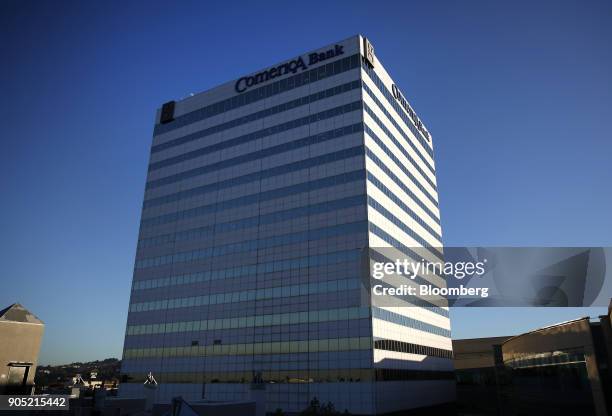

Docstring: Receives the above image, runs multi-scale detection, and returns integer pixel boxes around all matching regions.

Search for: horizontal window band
[154,53,361,135]
[152,80,361,154]
[143,146,364,209]
[146,122,363,189]
[361,58,433,157]
[364,102,436,181]
[130,277,360,313]
[134,249,362,292]
[135,241,360,272]
[138,194,366,249]
[373,338,452,359]
[364,125,438,207]
[362,82,435,174]
[366,175,441,238]
[149,101,362,172]
[505,350,586,369]
[375,368,454,381]
[120,368,453,384]
[121,369,374,384]
[365,150,440,219]
[372,307,450,337]
[126,307,371,336]
[136,221,366,278]
[142,169,365,229]
[126,305,449,339]
[367,196,443,259]
[123,336,373,358]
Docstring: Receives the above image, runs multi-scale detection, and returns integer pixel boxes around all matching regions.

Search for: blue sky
[1,0,610,365]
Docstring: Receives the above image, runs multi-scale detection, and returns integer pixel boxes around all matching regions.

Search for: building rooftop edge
[453,336,513,342]
[0,302,44,325]
[501,316,591,345]
[160,34,364,110]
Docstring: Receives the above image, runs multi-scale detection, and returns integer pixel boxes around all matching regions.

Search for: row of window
[369,223,437,266]
[133,253,448,321]
[149,101,362,172]
[367,196,443,260]
[123,369,373,384]
[132,281,448,324]
[144,145,363,210]
[361,58,433,158]
[126,305,449,339]
[364,124,438,207]
[133,265,250,290]
[123,353,372,373]
[141,169,364,229]
[152,80,360,155]
[127,307,370,336]
[147,121,363,190]
[132,256,449,321]
[372,307,449,336]
[373,339,452,359]
[366,174,441,240]
[129,275,360,313]
[135,242,359,276]
[134,239,361,290]
[153,54,361,135]
[122,368,453,384]
[136,221,365,275]
[364,103,435,189]
[138,194,365,249]
[362,82,435,175]
[123,336,373,359]
[375,368,454,381]
[505,350,585,369]
[365,149,439,222]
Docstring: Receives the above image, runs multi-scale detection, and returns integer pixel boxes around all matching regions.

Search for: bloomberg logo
[391,84,431,142]
[235,45,344,93]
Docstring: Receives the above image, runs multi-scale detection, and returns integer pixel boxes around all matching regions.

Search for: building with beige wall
[453,336,510,372]
[0,303,44,394]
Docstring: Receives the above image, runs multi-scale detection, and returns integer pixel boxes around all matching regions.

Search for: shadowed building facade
[453,304,612,416]
[502,314,612,416]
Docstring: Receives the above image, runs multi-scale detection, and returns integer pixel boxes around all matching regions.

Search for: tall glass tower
[120,35,454,414]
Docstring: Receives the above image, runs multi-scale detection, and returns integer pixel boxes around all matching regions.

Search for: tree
[299,397,350,416]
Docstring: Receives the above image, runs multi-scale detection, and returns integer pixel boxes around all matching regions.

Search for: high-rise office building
[120,35,453,414]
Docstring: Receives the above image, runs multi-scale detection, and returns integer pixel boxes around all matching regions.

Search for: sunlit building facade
[120,35,453,414]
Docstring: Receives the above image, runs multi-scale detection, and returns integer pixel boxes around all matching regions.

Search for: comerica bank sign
[234,45,345,93]
[391,84,431,141]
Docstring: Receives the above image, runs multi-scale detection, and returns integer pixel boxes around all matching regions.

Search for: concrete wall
[453,336,510,370]
[0,320,44,392]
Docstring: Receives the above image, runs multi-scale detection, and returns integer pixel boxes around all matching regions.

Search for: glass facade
[120,35,453,414]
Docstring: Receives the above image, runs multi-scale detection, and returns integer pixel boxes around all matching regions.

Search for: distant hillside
[35,358,121,388]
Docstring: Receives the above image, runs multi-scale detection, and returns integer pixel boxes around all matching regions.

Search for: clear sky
[1,0,611,365]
